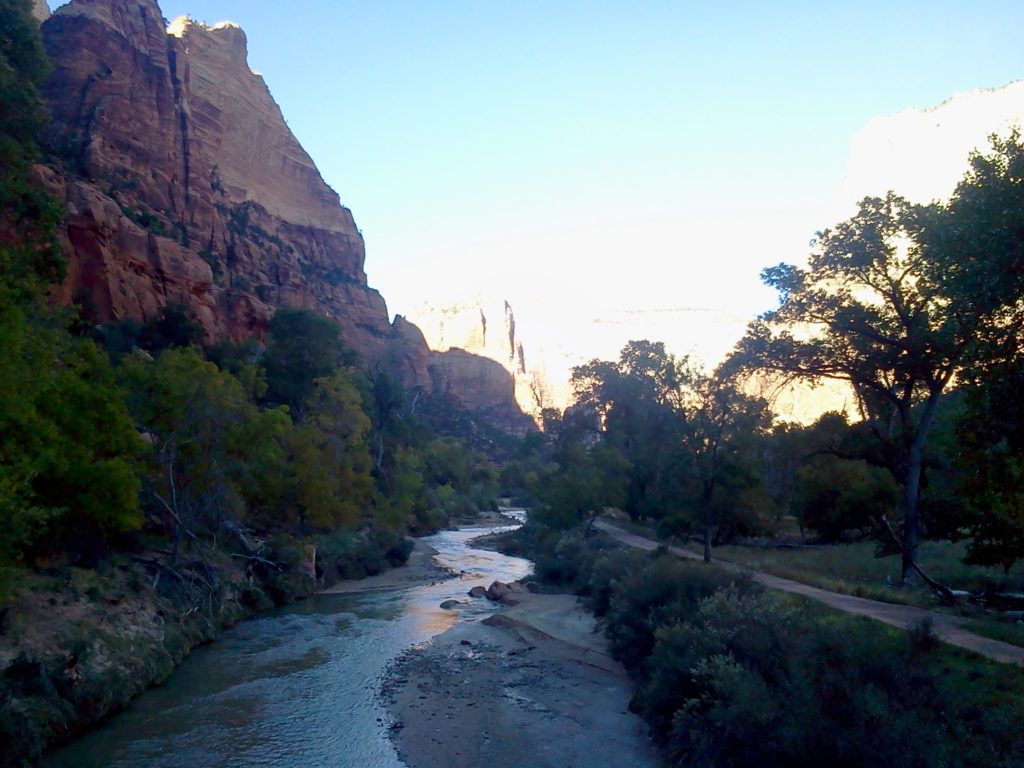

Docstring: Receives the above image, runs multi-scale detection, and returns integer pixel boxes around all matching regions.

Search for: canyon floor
[383,588,660,768]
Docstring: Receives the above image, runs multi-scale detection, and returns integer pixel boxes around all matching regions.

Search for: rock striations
[37,0,529,434]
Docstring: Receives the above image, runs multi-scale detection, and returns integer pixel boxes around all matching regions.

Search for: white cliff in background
[830,81,1024,222]
[414,82,1024,425]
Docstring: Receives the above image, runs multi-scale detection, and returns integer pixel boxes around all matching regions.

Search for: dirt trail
[594,520,1024,666]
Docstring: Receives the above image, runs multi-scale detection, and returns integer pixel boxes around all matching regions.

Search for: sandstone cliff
[37,0,529,434]
[829,80,1024,222]
[406,298,547,421]
[405,297,767,422]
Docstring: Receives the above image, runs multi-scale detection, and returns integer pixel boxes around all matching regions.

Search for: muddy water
[42,522,532,768]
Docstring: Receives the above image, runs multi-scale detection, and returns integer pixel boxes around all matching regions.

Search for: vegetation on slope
[0,4,502,761]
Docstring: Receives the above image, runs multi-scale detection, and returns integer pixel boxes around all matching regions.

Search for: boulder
[485,580,520,605]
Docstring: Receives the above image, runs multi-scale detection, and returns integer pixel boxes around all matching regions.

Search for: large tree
[262,308,354,419]
[0,1,145,573]
[569,341,768,556]
[571,340,686,522]
[669,369,770,561]
[737,135,1024,582]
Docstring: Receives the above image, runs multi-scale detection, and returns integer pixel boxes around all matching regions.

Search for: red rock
[36,0,532,435]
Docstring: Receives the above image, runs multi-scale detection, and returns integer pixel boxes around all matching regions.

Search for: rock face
[41,2,390,354]
[428,348,534,435]
[829,81,1024,221]
[37,0,529,433]
[408,298,547,423]
[406,297,764,422]
[30,0,49,22]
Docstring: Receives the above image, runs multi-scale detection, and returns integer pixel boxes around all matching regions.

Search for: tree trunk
[900,391,942,584]
[901,443,922,583]
[701,487,713,563]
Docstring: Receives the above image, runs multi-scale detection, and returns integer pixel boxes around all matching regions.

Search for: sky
[47,1,1024,327]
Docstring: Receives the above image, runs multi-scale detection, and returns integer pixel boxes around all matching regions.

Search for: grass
[603,514,1024,648]
[788,592,1024,707]
[964,616,1024,648]
[701,538,1024,601]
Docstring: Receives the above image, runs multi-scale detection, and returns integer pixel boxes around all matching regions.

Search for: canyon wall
[830,81,1024,219]
[37,0,528,434]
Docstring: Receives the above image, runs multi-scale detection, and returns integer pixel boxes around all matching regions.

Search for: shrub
[604,556,752,672]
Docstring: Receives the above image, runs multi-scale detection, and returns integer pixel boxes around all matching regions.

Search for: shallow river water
[42,520,532,768]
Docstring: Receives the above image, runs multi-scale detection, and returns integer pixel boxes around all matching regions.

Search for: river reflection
[41,520,532,768]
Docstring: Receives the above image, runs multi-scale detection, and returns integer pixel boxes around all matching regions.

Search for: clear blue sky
[49,1,1024,322]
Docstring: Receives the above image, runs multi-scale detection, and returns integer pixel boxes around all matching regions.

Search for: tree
[567,341,767,554]
[276,369,374,532]
[137,303,205,351]
[955,355,1024,571]
[0,319,143,564]
[0,0,64,303]
[570,340,687,521]
[530,440,630,531]
[119,348,286,564]
[737,137,1024,581]
[262,308,353,418]
[0,2,142,572]
[670,370,770,561]
[924,133,1024,571]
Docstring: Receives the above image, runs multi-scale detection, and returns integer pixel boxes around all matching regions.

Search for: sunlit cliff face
[829,81,1024,221]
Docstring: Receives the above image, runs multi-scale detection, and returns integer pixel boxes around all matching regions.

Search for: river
[41,519,533,768]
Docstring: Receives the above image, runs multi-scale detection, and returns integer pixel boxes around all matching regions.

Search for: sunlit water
[42,518,532,768]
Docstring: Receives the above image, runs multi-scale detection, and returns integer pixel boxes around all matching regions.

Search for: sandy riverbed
[383,587,661,768]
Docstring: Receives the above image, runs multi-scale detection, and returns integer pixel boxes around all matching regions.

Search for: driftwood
[132,554,222,592]
[182,558,219,589]
[880,517,1024,610]
[229,552,283,570]
[131,555,186,589]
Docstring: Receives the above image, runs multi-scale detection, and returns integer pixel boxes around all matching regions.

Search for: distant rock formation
[410,83,1024,426]
[406,298,759,421]
[406,298,546,421]
[36,0,530,434]
[830,81,1024,219]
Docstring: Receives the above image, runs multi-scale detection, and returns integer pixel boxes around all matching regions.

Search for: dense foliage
[0,0,499,596]
[515,527,1024,768]
[735,134,1024,579]
[505,132,1024,578]
[515,341,770,560]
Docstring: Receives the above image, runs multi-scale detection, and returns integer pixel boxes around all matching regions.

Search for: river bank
[384,587,660,768]
[33,517,533,767]
[0,527,416,766]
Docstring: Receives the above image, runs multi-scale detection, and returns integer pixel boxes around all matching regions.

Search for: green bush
[645,594,1024,768]
[531,529,595,590]
[604,555,752,673]
[512,521,1024,768]
[314,529,412,582]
